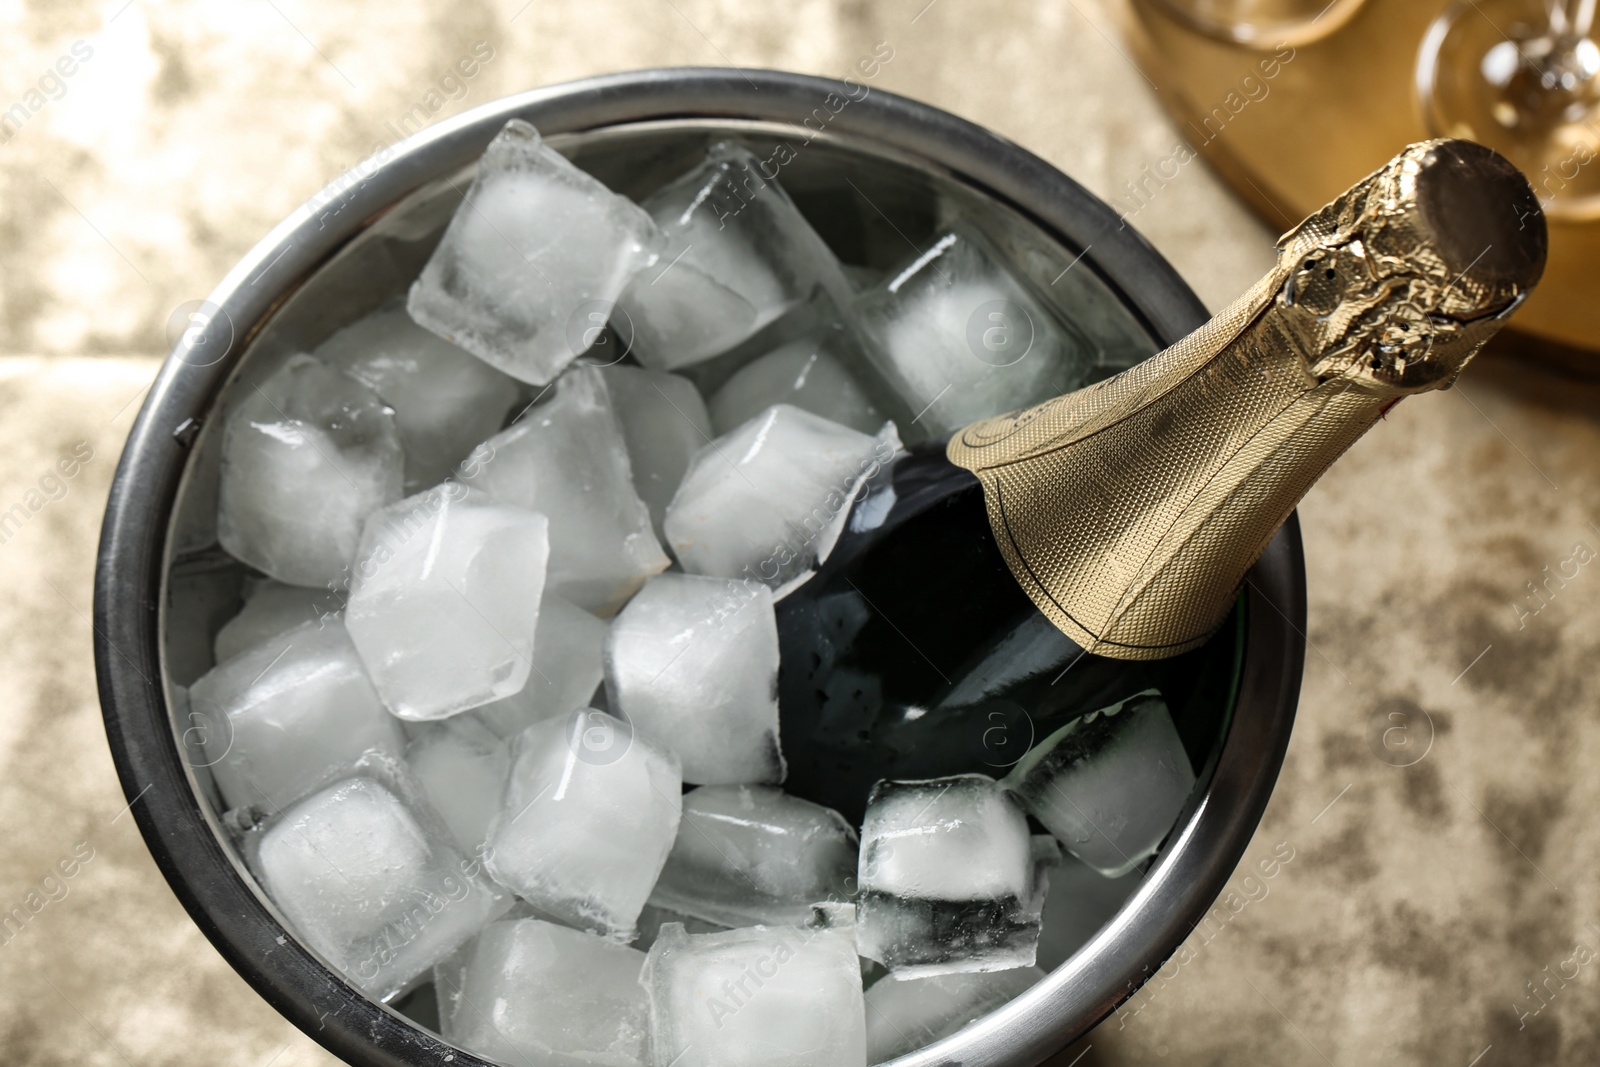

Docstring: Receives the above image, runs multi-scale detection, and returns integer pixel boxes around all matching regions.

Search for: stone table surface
[1,1,1596,1065]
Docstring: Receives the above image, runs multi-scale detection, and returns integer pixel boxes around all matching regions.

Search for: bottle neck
[947,275,1393,659]
[945,137,1545,659]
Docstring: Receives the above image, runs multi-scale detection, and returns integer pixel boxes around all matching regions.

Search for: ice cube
[406,716,511,854]
[618,142,852,372]
[863,966,1044,1062]
[345,484,550,721]
[641,902,866,1067]
[650,785,856,927]
[189,618,405,812]
[256,770,509,999]
[855,774,1047,977]
[437,918,649,1067]
[849,229,1087,443]
[632,904,729,952]
[1004,690,1195,877]
[407,119,660,386]
[707,331,888,438]
[460,364,669,614]
[472,594,607,740]
[604,573,784,786]
[601,364,712,540]
[485,709,682,939]
[315,302,522,490]
[212,578,342,664]
[617,259,758,373]
[842,264,883,291]
[663,405,899,594]
[217,353,403,588]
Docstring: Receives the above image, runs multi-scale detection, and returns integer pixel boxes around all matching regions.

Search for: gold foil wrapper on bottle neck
[947,139,1547,660]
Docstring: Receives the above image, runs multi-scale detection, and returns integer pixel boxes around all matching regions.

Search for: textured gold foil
[948,140,1543,659]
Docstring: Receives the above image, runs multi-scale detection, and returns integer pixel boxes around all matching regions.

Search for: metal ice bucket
[93,69,1305,1067]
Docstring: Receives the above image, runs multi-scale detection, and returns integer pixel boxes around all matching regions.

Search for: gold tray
[1115,0,1597,355]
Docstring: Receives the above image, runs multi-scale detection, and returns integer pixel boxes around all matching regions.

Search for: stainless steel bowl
[94,68,1304,1067]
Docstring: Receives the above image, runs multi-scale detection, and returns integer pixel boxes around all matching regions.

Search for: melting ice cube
[707,331,888,438]
[664,404,899,595]
[849,229,1087,443]
[316,302,521,490]
[255,768,510,1000]
[437,917,649,1067]
[345,485,549,721]
[485,709,682,940]
[650,785,857,927]
[407,119,660,385]
[189,618,404,812]
[212,578,341,664]
[472,593,607,740]
[460,364,669,614]
[855,774,1050,977]
[603,573,784,786]
[618,142,852,372]
[616,259,756,375]
[1004,689,1195,877]
[632,903,729,953]
[640,903,866,1067]
[405,715,511,854]
[217,353,403,588]
[842,263,884,291]
[601,364,712,541]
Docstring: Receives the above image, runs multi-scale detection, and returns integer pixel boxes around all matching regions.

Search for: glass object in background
[1419,0,1600,219]
[1137,0,1369,47]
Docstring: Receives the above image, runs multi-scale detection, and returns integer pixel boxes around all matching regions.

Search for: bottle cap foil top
[948,139,1547,660]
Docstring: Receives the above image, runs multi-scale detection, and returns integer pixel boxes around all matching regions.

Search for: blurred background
[2,0,1599,1064]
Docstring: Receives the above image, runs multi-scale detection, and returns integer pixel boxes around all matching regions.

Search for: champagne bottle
[777,139,1547,821]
